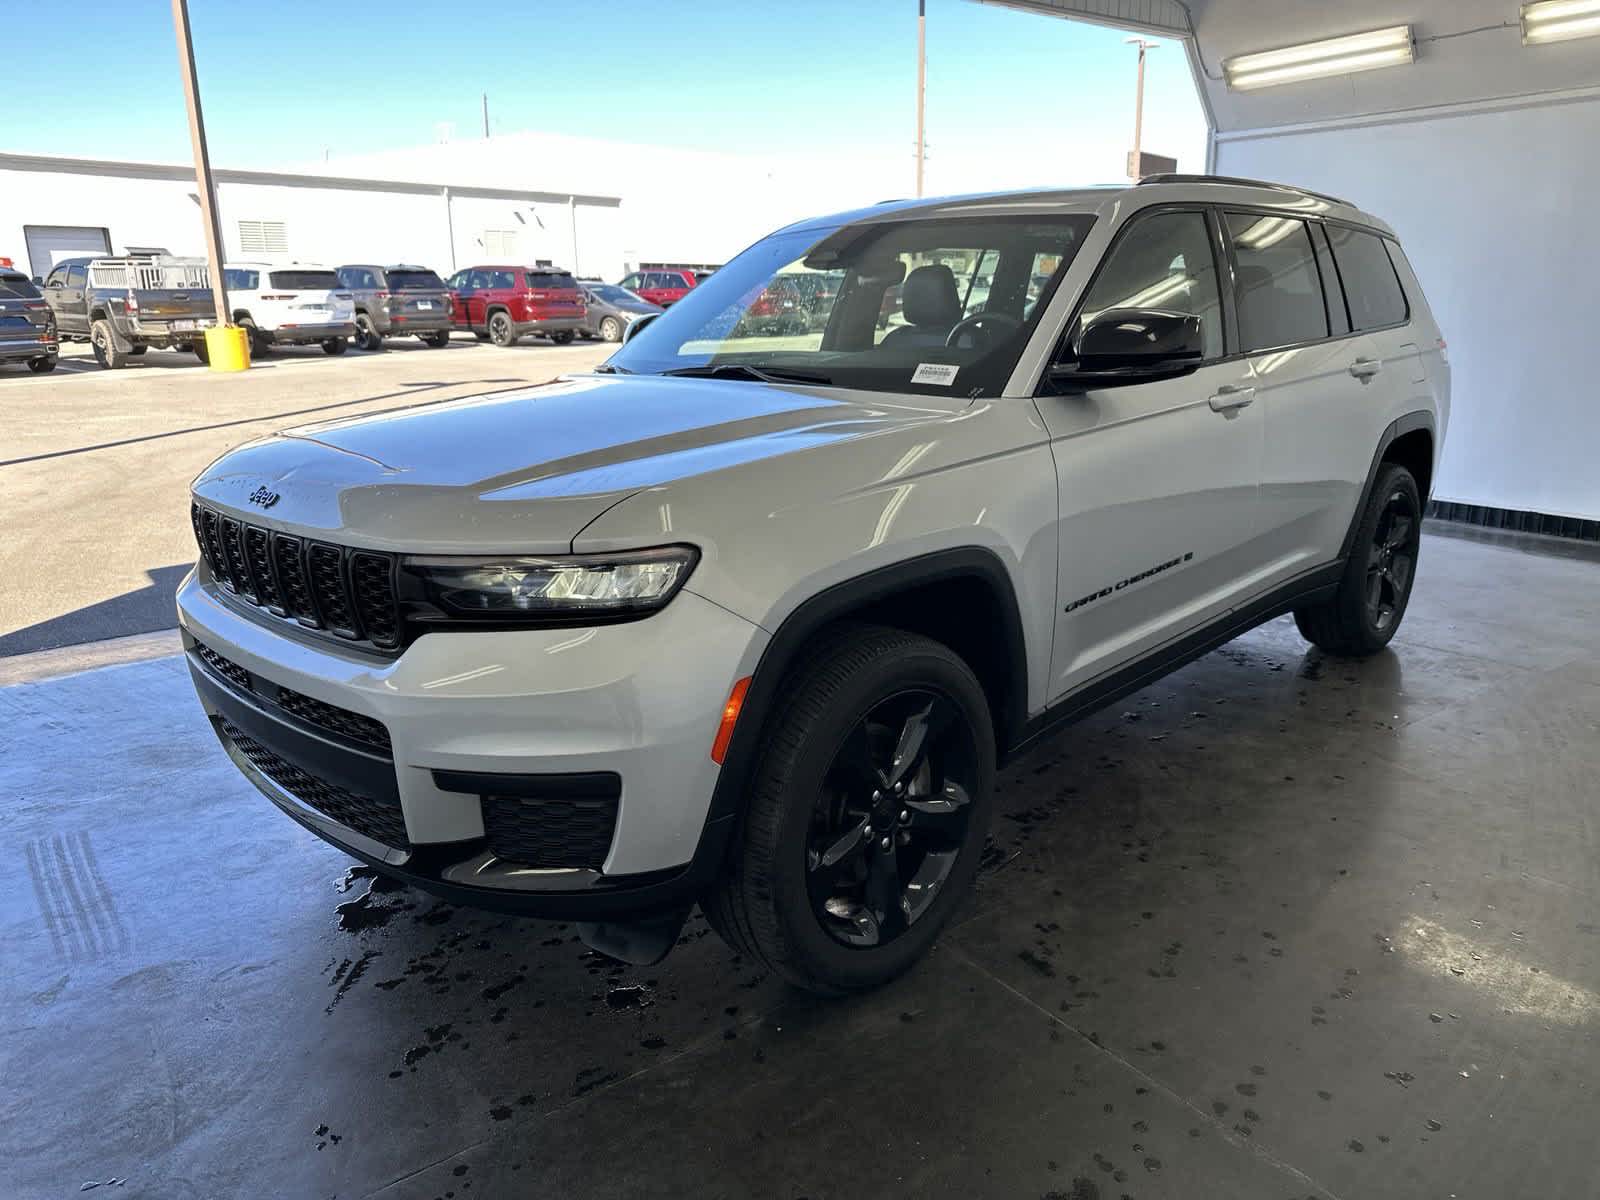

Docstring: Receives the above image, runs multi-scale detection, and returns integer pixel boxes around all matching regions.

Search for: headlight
[402,545,698,622]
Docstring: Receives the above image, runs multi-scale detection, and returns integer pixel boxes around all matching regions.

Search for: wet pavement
[3,529,1598,1199]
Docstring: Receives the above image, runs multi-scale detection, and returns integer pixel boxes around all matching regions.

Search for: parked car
[577,280,662,342]
[43,255,215,368]
[222,264,354,356]
[618,268,696,307]
[0,268,59,373]
[736,275,809,336]
[178,178,1447,994]
[336,264,453,350]
[444,265,587,346]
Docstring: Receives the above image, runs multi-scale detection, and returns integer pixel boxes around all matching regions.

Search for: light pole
[170,0,230,332]
[915,0,927,197]
[1126,36,1158,180]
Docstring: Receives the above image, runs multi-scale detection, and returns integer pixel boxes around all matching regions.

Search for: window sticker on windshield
[912,363,959,387]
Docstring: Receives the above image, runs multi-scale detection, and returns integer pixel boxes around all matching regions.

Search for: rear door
[385,267,450,325]
[1230,211,1396,579]
[262,268,344,331]
[446,270,472,329]
[524,269,584,321]
[1038,206,1265,699]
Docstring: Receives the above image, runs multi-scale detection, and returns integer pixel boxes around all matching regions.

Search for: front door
[1037,207,1264,700]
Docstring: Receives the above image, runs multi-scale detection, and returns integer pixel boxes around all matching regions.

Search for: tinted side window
[488,269,517,289]
[1079,210,1225,360]
[1326,226,1408,330]
[1224,212,1328,352]
[66,265,87,287]
[46,267,67,287]
[1311,225,1350,337]
[223,268,259,290]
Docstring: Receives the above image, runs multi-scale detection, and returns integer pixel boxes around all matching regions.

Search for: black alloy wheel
[1366,487,1419,633]
[806,689,978,949]
[489,312,516,346]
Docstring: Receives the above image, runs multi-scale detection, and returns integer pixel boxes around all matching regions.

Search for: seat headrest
[901,264,962,328]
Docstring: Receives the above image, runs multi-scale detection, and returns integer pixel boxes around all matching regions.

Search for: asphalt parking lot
[0,337,610,656]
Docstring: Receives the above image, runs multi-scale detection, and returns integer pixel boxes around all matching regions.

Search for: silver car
[336,264,453,351]
[578,281,662,343]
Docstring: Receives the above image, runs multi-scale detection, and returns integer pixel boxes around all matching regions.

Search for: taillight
[125,290,139,312]
[23,300,45,310]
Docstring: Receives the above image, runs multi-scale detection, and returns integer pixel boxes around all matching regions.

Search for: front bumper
[176,570,766,918]
[267,321,356,344]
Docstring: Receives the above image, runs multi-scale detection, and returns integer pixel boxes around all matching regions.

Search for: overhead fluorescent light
[1224,25,1415,91]
[1522,0,1600,44]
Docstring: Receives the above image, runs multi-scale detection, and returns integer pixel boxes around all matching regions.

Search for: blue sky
[19,0,1206,183]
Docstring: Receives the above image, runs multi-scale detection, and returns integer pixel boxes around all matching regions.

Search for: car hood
[190,373,955,553]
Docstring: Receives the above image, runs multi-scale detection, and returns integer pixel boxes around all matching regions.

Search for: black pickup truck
[43,255,217,368]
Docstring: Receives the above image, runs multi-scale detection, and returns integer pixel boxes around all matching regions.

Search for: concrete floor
[3,530,1598,1200]
[0,337,609,656]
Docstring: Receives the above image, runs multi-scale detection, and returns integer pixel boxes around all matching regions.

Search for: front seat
[882,264,962,349]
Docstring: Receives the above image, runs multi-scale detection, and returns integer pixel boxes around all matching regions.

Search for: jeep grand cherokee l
[179,177,1448,994]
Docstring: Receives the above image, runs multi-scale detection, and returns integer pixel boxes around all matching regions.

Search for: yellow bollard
[204,324,251,372]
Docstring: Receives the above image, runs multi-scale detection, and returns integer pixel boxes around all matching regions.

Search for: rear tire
[488,311,517,347]
[321,337,348,355]
[422,331,451,347]
[599,316,622,343]
[27,357,56,373]
[240,318,269,357]
[704,625,994,995]
[353,313,382,351]
[89,320,126,370]
[1294,463,1422,656]
[549,330,575,345]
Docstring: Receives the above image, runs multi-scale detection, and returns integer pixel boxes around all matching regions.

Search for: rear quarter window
[1326,226,1409,330]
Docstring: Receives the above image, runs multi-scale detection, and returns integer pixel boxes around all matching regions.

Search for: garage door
[24,225,111,279]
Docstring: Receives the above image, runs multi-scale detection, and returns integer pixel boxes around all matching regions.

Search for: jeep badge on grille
[247,485,280,509]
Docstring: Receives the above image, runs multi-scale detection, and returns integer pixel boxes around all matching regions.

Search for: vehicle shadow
[0,563,193,657]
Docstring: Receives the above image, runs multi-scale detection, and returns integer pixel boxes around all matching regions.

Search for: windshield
[0,272,41,299]
[607,213,1096,397]
[587,284,643,305]
[387,269,445,290]
[268,270,339,290]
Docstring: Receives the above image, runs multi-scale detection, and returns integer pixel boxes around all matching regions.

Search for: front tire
[488,311,517,347]
[321,337,348,355]
[599,316,622,343]
[1294,462,1422,656]
[705,625,994,995]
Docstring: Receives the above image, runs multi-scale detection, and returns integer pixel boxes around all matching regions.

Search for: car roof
[787,177,1394,238]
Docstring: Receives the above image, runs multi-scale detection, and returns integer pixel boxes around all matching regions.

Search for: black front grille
[193,640,392,755]
[275,686,392,753]
[481,793,618,870]
[190,501,401,652]
[194,641,250,689]
[219,717,410,850]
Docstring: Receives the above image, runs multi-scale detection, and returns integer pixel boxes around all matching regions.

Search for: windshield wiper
[591,363,633,374]
[662,363,834,386]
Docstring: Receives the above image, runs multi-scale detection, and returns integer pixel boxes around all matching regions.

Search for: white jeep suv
[222,263,356,356]
[180,177,1448,994]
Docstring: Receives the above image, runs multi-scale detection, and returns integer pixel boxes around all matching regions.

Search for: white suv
[222,263,356,355]
[180,177,1448,994]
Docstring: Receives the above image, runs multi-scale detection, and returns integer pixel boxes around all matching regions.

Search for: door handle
[1349,357,1383,380]
[1208,384,1256,413]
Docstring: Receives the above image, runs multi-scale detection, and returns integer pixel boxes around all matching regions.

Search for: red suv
[617,268,697,308]
[445,265,587,346]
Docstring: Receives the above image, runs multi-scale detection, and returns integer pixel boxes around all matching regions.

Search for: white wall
[0,167,206,266]
[1217,90,1600,520]
[216,181,450,267]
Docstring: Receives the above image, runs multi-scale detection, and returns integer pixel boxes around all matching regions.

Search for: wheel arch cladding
[705,547,1029,828]
[1341,411,1436,560]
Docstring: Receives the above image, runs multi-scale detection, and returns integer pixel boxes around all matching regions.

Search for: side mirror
[1050,308,1204,386]
[622,311,660,344]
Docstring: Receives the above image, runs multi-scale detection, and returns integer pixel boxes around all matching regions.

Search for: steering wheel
[945,310,1022,351]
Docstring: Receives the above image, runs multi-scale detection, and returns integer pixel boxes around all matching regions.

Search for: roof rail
[1137,173,1354,209]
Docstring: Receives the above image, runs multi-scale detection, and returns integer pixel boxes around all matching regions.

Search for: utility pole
[482,93,490,139]
[1125,37,1157,180]
[170,0,229,330]
[915,0,926,197]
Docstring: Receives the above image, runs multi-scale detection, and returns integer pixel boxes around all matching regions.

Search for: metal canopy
[973,0,1191,38]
